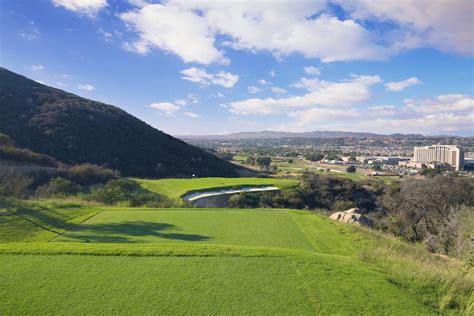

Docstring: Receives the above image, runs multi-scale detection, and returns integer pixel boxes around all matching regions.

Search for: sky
[1,0,473,136]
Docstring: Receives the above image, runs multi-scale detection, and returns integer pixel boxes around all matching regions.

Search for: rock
[329,208,371,226]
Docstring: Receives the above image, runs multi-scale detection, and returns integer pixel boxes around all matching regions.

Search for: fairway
[0,205,470,314]
[135,177,298,199]
[0,253,432,315]
[53,209,318,250]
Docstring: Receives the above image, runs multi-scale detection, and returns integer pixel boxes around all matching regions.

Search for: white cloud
[184,111,201,118]
[120,3,228,64]
[215,92,225,98]
[248,86,262,94]
[180,67,238,88]
[385,77,421,91]
[98,28,113,42]
[120,1,389,64]
[258,79,268,85]
[231,74,381,114]
[271,87,287,94]
[30,64,44,71]
[269,70,276,78]
[52,0,107,16]
[174,99,187,106]
[19,21,40,40]
[277,93,474,135]
[35,80,45,85]
[337,0,474,56]
[187,93,199,103]
[149,102,181,115]
[303,66,320,75]
[77,84,95,91]
[405,94,474,114]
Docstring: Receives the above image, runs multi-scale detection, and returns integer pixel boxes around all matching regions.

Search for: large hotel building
[413,145,464,171]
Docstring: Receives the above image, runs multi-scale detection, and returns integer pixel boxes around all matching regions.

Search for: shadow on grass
[62,221,210,243]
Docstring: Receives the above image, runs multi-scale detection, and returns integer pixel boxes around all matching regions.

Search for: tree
[218,152,234,161]
[346,165,357,173]
[256,156,272,170]
[246,156,256,165]
[304,153,324,161]
[382,175,473,258]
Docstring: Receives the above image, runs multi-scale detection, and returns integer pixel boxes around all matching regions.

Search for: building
[413,145,464,171]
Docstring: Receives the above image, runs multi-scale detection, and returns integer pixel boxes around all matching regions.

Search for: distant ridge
[0,68,239,178]
[179,130,425,140]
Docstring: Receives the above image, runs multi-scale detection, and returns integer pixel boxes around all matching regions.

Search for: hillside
[0,199,471,314]
[179,130,424,140]
[0,68,238,177]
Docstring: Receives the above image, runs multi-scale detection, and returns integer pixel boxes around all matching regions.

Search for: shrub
[0,167,33,198]
[87,178,173,207]
[65,163,119,185]
[36,177,81,198]
[346,165,357,173]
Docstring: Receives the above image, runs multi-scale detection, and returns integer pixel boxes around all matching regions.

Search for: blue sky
[1,0,473,136]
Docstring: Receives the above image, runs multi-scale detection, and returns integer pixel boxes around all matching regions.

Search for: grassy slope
[135,177,298,199]
[0,201,472,314]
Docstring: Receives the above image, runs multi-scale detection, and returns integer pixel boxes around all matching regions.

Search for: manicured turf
[0,253,432,315]
[53,209,316,250]
[1,201,471,314]
[135,177,298,199]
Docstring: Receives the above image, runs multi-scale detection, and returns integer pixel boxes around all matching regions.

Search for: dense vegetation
[0,68,239,177]
[0,133,58,167]
[0,201,472,314]
[227,173,473,262]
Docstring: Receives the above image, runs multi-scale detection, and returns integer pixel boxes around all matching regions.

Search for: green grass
[135,177,298,199]
[0,200,472,314]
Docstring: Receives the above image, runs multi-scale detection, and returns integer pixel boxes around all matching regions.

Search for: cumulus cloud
[120,2,228,64]
[405,94,474,114]
[149,93,203,115]
[385,77,421,91]
[277,94,474,135]
[271,87,287,94]
[149,102,181,115]
[180,67,239,88]
[248,86,262,94]
[184,111,201,118]
[337,0,474,56]
[30,64,44,71]
[52,0,107,16]
[77,84,95,91]
[304,66,320,75]
[230,74,382,114]
[269,70,276,78]
[120,0,389,64]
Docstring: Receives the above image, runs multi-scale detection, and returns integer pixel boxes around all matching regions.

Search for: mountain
[0,68,239,177]
[179,130,424,140]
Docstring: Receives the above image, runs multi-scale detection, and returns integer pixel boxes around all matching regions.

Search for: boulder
[329,208,371,226]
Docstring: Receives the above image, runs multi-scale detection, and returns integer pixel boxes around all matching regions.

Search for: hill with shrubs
[0,67,239,178]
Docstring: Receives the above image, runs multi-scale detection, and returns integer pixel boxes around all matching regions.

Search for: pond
[182,186,280,208]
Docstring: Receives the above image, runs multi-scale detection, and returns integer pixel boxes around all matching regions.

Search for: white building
[413,145,464,171]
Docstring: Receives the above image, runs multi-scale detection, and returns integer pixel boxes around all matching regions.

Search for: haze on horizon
[1,0,473,136]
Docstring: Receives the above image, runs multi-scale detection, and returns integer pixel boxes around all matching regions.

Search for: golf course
[1,199,472,314]
[136,177,298,200]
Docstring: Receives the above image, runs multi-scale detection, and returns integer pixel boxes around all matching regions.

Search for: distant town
[182,133,474,178]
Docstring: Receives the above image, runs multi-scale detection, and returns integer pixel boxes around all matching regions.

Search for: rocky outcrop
[329,208,371,226]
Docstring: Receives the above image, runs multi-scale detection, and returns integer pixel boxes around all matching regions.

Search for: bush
[346,165,357,173]
[0,167,33,198]
[36,177,81,198]
[87,178,173,207]
[65,163,119,185]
